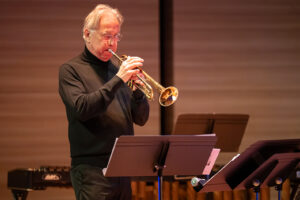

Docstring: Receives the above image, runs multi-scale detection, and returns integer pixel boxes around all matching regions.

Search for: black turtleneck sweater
[59,47,149,167]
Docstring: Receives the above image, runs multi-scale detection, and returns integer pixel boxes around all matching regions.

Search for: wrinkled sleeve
[59,64,123,121]
[131,89,150,126]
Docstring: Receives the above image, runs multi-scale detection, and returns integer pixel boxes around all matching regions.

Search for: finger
[125,56,144,64]
[130,75,139,81]
[123,62,144,71]
[134,79,145,87]
[126,56,143,61]
[128,69,140,75]
[136,71,145,79]
[122,57,143,65]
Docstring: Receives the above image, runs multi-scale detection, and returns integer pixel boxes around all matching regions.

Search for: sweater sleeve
[131,89,150,126]
[59,64,123,121]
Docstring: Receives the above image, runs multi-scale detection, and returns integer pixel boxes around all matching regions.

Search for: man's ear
[84,29,91,42]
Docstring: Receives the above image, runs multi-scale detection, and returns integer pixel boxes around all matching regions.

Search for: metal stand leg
[275,177,283,200]
[252,179,261,200]
[158,176,163,200]
[290,182,299,200]
[153,142,169,200]
[11,190,28,200]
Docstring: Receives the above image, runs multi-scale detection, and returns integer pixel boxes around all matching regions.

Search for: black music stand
[172,113,249,152]
[231,153,299,200]
[261,153,300,200]
[195,139,300,200]
[289,165,300,200]
[103,135,217,200]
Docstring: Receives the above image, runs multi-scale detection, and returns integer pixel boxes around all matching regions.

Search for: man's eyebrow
[101,30,120,35]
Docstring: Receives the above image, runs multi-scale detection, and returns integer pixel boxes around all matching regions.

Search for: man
[58,4,149,200]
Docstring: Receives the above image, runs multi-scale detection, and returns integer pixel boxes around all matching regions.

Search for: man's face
[87,12,121,62]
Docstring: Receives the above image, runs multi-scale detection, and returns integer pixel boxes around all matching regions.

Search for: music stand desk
[103,135,217,177]
[173,113,249,152]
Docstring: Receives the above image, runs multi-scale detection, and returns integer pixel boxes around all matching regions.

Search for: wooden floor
[4,179,292,200]
[131,179,292,200]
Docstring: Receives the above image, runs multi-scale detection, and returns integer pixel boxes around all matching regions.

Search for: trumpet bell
[159,86,179,107]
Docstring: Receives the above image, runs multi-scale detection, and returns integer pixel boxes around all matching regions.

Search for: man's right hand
[116,56,144,83]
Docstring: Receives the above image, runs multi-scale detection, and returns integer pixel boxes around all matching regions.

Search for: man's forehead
[98,12,120,30]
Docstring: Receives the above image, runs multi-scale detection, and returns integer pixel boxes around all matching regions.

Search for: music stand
[233,153,299,192]
[215,153,299,200]
[103,135,217,200]
[197,139,300,195]
[172,113,249,152]
[262,153,299,200]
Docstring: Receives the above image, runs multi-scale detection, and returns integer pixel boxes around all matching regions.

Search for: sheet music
[203,153,240,186]
[102,137,119,176]
[202,148,220,175]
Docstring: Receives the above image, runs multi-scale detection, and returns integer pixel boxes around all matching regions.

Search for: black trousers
[70,164,132,200]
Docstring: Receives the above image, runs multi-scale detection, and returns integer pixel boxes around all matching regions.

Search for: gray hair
[82,4,123,41]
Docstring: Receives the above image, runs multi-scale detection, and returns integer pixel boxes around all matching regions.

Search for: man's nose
[108,38,116,45]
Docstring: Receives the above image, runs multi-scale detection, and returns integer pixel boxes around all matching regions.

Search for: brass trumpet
[109,49,178,107]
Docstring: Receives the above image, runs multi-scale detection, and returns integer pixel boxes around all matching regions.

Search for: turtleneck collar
[81,46,110,66]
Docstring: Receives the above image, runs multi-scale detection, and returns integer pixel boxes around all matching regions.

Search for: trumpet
[109,49,178,107]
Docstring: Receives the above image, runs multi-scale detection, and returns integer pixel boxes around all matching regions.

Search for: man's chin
[99,53,112,62]
[100,57,110,62]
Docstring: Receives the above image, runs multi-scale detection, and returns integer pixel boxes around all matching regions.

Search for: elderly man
[59,4,149,200]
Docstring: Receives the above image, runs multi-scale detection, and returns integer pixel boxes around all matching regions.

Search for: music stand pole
[274,178,283,200]
[153,141,170,200]
[252,179,261,200]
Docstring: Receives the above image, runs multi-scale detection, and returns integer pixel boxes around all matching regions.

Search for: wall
[174,0,300,162]
[0,0,159,199]
[0,0,299,199]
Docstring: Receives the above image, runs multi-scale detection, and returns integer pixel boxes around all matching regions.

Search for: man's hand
[130,71,145,91]
[116,56,144,83]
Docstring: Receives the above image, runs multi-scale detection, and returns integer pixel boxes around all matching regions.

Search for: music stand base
[11,190,28,200]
